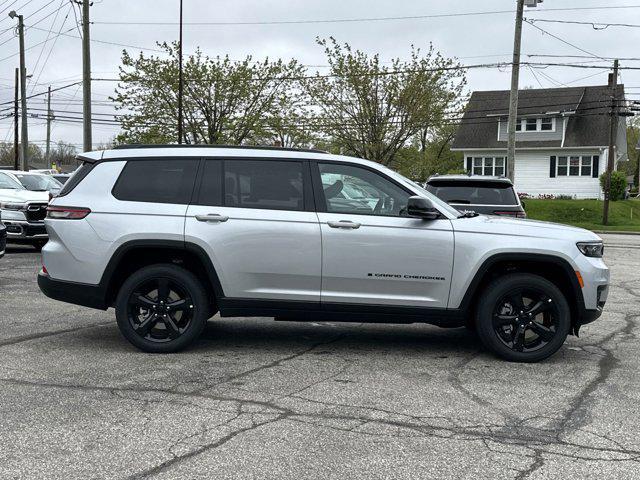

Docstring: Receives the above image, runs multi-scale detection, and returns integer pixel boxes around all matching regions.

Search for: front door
[185,158,321,302]
[313,162,454,308]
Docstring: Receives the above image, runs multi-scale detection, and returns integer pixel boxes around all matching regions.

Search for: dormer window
[515,117,556,132]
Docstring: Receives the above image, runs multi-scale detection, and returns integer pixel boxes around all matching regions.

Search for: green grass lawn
[524,198,640,232]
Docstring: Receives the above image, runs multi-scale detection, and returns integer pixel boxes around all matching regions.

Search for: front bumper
[3,220,47,240]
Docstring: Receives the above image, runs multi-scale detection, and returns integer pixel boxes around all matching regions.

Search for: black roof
[452,85,625,149]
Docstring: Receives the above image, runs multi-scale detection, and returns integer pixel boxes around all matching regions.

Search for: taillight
[493,211,527,218]
[46,206,91,220]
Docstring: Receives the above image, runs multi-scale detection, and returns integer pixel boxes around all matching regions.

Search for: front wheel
[115,264,209,353]
[475,273,571,362]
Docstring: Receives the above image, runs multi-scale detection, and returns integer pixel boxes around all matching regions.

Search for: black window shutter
[550,156,556,178]
[592,155,599,178]
[466,157,472,173]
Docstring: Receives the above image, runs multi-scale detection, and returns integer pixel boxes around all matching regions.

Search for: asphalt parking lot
[0,235,639,479]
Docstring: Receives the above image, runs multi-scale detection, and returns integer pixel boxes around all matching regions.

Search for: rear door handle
[327,220,361,229]
[195,214,229,223]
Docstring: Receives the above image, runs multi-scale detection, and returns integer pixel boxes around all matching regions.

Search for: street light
[8,9,28,170]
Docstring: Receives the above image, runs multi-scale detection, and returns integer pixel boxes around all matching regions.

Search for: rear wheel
[475,273,571,362]
[115,264,209,353]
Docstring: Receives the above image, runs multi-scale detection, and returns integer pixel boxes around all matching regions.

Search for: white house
[451,84,628,199]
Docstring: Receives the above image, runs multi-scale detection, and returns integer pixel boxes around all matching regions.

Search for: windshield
[426,181,518,206]
[0,172,23,190]
[15,174,62,192]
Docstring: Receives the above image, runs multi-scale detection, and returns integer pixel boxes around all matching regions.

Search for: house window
[556,155,594,177]
[471,157,505,177]
[514,117,556,132]
[540,118,553,131]
[569,156,580,176]
[557,157,568,176]
[473,157,483,175]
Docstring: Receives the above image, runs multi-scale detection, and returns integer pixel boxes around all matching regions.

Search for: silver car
[38,145,609,362]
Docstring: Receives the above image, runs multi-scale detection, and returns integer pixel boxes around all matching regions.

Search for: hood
[451,214,601,242]
[0,189,49,204]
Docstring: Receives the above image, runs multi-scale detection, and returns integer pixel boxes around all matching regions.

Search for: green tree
[112,42,303,145]
[302,38,465,166]
[600,170,627,201]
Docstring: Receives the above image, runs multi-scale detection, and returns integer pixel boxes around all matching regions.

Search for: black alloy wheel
[127,277,194,343]
[115,264,209,353]
[476,273,571,362]
[492,288,559,353]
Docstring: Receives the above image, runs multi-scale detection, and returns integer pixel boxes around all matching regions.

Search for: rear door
[313,161,454,308]
[185,158,322,303]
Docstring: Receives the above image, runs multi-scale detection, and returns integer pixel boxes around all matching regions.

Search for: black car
[425,175,526,218]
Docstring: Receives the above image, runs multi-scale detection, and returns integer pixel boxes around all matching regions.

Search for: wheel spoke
[508,291,525,311]
[529,322,555,342]
[157,278,170,302]
[133,294,156,309]
[494,314,518,327]
[164,316,181,339]
[512,325,525,352]
[526,298,551,317]
[167,298,187,312]
[136,315,158,337]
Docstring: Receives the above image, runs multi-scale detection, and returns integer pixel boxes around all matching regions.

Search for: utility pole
[13,68,19,171]
[46,86,52,164]
[506,0,543,183]
[177,0,184,144]
[603,59,619,226]
[82,0,92,152]
[506,0,525,183]
[9,11,29,170]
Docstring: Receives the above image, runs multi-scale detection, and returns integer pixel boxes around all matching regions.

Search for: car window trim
[310,159,415,217]
[193,157,314,213]
[110,156,200,205]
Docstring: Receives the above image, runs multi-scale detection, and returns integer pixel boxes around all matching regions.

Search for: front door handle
[327,220,361,229]
[195,214,229,223]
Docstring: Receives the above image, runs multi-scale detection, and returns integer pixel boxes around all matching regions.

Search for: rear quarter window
[112,159,199,204]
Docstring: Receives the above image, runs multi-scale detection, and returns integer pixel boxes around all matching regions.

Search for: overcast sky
[1,0,639,152]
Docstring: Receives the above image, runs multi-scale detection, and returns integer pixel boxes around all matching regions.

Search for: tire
[475,273,571,363]
[33,240,47,251]
[115,264,209,353]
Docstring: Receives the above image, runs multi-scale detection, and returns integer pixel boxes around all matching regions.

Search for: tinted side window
[224,160,304,211]
[318,163,410,216]
[197,159,223,206]
[112,159,198,204]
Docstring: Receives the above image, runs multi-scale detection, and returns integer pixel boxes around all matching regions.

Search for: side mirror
[407,196,440,220]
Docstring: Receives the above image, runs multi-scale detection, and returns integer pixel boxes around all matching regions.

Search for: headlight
[0,202,28,211]
[577,241,604,258]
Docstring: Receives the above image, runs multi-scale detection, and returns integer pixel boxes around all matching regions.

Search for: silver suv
[38,146,609,362]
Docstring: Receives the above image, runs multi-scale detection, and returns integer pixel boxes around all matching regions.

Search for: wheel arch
[100,239,224,308]
[458,253,585,335]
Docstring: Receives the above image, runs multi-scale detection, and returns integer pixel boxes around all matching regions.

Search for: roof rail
[112,144,329,154]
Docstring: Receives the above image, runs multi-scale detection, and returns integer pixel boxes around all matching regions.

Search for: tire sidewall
[476,273,571,363]
[115,264,209,353]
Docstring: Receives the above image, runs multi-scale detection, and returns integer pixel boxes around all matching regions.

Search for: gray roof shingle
[451,85,624,149]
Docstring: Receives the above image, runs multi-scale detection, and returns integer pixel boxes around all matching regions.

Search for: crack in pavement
[0,320,113,347]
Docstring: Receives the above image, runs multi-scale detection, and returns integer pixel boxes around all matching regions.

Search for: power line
[527,18,640,30]
[524,19,605,60]
[90,4,640,26]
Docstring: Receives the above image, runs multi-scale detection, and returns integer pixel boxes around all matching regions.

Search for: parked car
[38,145,609,362]
[0,171,50,250]
[52,173,71,185]
[425,175,526,218]
[4,171,63,196]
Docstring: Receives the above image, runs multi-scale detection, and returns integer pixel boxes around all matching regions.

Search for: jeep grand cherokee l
[37,146,609,362]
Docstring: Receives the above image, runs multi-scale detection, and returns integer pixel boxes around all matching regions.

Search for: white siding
[462,149,606,199]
